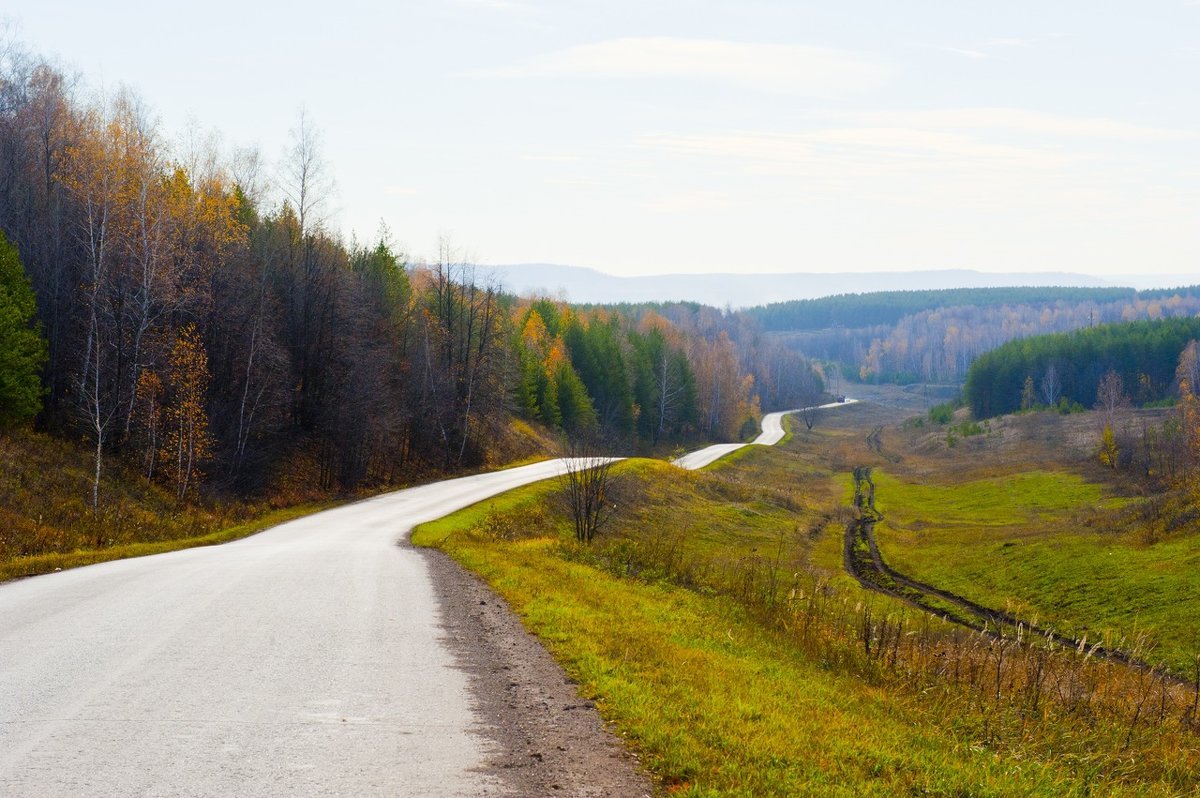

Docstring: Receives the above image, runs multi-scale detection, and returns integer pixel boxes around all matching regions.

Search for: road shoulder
[422,549,653,798]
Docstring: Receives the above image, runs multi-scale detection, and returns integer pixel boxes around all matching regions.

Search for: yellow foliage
[543,339,568,372]
[1097,424,1118,469]
[521,310,548,350]
[159,324,213,501]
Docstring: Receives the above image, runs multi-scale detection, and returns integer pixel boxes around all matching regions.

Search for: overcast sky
[9,1,1200,279]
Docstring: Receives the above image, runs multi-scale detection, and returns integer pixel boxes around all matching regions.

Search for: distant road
[0,403,854,796]
[672,398,858,470]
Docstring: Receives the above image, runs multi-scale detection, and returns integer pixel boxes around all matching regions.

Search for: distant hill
[486,263,1113,308]
[747,286,1144,332]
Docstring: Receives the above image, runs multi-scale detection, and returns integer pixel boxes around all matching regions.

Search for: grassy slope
[413,417,1194,797]
[0,503,333,582]
[871,408,1200,674]
[0,427,340,582]
[0,416,555,583]
[413,467,1094,797]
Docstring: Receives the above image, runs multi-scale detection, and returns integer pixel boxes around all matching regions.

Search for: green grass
[414,456,1196,796]
[873,470,1125,527]
[872,468,1200,672]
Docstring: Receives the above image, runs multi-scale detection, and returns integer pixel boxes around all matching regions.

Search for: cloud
[858,108,1196,142]
[545,176,608,188]
[520,153,579,163]
[446,0,534,13]
[937,34,1062,60]
[642,190,734,214]
[987,37,1035,48]
[940,47,988,59]
[636,128,1066,219]
[469,37,891,95]
[637,127,1068,185]
[632,105,1198,218]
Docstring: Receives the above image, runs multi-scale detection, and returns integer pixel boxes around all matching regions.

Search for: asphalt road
[671,398,857,470]
[0,460,586,797]
[0,403,854,796]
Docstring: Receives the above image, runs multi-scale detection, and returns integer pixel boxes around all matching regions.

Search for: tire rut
[843,466,1163,676]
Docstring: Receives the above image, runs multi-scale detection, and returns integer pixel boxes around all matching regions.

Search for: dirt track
[843,466,1161,676]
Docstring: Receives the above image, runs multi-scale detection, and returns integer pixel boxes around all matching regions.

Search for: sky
[7,1,1200,280]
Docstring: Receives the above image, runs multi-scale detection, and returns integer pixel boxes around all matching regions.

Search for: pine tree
[0,232,48,426]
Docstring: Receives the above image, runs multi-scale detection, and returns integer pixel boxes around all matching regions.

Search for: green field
[873,468,1200,673]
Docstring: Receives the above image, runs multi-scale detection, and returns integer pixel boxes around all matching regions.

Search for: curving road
[0,460,588,797]
[0,402,855,796]
[671,398,857,470]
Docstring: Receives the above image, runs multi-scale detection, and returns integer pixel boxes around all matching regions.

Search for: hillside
[490,263,1111,308]
[760,285,1200,384]
[0,427,333,581]
[415,393,1200,795]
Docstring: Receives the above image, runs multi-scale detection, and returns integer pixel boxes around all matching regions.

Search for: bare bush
[559,434,621,544]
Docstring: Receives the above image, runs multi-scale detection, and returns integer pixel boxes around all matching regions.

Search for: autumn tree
[1177,340,1200,403]
[692,331,756,441]
[160,324,213,501]
[66,97,123,510]
[131,368,163,479]
[1177,341,1200,478]
[1098,424,1119,469]
[631,317,696,445]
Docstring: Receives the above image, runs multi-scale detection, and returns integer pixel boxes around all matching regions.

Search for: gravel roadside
[424,549,654,798]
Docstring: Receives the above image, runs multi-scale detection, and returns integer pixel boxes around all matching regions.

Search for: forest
[963,316,1200,418]
[763,285,1200,383]
[747,286,1148,332]
[0,42,821,507]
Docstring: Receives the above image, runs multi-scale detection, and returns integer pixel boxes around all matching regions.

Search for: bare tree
[1095,368,1130,429]
[230,145,268,210]
[280,108,333,237]
[1040,362,1062,407]
[416,240,504,467]
[69,102,119,510]
[795,364,825,431]
[559,434,621,544]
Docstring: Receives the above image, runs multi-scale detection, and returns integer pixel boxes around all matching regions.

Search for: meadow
[873,405,1200,676]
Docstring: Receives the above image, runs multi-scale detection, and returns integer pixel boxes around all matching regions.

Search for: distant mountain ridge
[486,263,1115,308]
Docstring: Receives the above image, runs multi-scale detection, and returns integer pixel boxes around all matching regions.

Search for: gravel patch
[423,549,653,798]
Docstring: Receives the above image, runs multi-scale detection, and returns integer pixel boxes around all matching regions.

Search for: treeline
[772,290,1200,383]
[963,317,1200,419]
[564,300,822,413]
[858,293,1200,383]
[747,286,1147,332]
[0,42,820,505]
